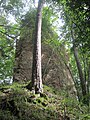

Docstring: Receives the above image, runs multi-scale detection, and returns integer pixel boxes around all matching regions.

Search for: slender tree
[31,0,44,93]
[71,29,87,104]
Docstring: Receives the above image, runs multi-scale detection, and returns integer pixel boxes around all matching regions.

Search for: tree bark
[87,63,90,106]
[71,29,87,104]
[31,0,44,93]
[73,45,87,97]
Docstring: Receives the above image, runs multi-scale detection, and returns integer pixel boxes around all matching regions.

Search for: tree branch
[0,30,19,39]
[0,24,20,30]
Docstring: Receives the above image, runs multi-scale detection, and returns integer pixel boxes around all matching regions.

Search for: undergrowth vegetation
[0,83,90,120]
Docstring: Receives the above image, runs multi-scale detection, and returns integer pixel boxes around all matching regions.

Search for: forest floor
[0,82,90,120]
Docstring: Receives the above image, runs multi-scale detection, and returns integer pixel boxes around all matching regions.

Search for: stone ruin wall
[13,37,77,96]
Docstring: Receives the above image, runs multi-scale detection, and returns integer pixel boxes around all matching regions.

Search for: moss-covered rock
[0,83,89,120]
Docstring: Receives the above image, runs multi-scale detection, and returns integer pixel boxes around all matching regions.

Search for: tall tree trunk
[71,29,87,104]
[31,0,44,93]
[87,63,90,106]
[73,45,87,97]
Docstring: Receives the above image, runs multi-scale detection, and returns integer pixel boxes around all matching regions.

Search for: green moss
[0,82,90,120]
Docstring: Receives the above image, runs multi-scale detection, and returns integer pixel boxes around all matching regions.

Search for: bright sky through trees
[7,0,63,37]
